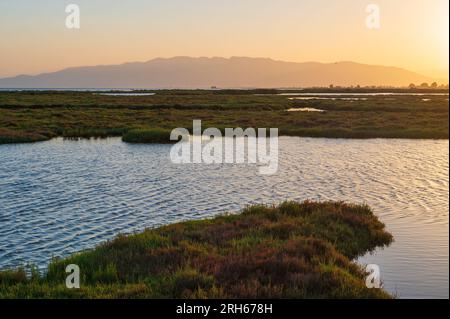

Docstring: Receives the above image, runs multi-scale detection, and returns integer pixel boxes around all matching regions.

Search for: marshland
[0,201,393,299]
[0,89,448,144]
[0,89,448,299]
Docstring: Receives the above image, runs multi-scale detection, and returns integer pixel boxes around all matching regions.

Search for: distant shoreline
[0,88,449,93]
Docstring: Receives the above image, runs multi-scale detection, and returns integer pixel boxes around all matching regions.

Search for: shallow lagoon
[0,137,448,298]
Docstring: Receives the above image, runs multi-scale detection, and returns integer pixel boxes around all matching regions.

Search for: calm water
[0,137,448,298]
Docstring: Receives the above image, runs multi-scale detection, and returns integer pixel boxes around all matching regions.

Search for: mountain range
[0,57,437,88]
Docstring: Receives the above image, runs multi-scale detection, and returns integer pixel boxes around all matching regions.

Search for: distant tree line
[409,82,449,89]
[326,83,449,90]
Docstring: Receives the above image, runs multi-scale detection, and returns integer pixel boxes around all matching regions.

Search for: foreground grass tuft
[0,201,393,299]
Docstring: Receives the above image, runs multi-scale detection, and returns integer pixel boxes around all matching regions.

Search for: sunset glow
[0,0,448,80]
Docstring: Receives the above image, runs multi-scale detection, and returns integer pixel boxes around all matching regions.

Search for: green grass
[0,128,49,144]
[0,201,394,299]
[0,90,448,144]
[122,128,176,144]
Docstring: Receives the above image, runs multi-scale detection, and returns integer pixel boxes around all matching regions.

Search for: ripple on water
[0,137,448,298]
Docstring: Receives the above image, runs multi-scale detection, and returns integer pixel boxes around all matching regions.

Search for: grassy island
[0,201,393,299]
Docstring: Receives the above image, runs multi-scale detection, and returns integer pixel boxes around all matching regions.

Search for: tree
[431,82,438,88]
[420,82,429,88]
[409,83,416,89]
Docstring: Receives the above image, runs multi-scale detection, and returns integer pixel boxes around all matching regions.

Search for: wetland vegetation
[0,201,393,299]
[0,89,448,144]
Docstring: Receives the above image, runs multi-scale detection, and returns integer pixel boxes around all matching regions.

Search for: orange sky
[0,0,448,80]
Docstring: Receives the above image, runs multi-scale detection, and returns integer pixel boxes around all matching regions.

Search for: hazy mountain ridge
[0,57,436,88]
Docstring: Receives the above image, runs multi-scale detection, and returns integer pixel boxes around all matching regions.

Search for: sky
[0,0,448,80]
